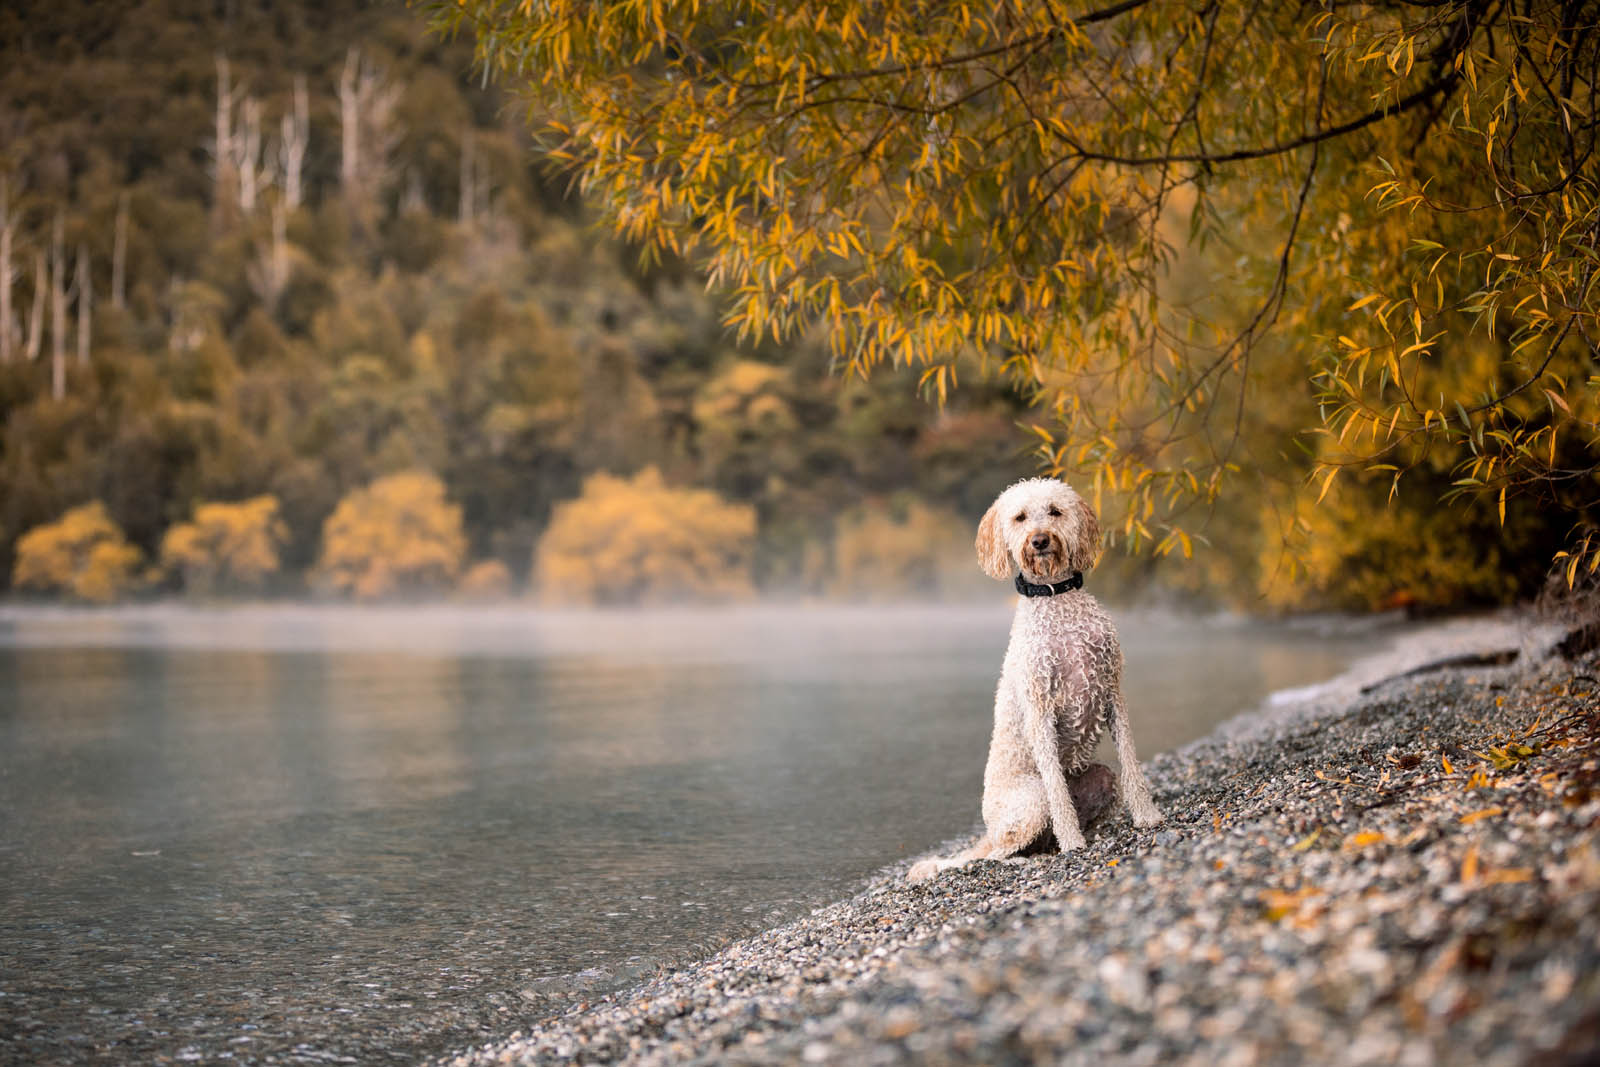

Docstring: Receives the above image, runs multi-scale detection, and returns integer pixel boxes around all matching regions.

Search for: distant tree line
[0,0,1027,604]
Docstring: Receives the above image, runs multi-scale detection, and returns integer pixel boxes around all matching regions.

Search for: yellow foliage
[1258,482,1523,613]
[315,471,467,599]
[13,502,143,603]
[441,0,1600,579]
[535,467,755,604]
[161,495,287,594]
[458,559,514,600]
[829,499,975,600]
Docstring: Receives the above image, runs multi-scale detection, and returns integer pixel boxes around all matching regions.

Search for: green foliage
[160,495,288,596]
[315,471,468,600]
[534,467,756,604]
[13,501,143,603]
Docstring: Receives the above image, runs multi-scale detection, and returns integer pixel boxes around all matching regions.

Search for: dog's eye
[1048,505,1061,517]
[1013,512,1025,523]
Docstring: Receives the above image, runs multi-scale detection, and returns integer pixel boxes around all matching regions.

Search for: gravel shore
[440,615,1600,1067]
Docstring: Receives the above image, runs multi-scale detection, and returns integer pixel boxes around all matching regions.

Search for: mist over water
[0,603,1395,1063]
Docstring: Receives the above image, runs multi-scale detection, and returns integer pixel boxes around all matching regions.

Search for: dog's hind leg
[906,780,1048,882]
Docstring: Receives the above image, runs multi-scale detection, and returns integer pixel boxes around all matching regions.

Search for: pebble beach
[441,614,1600,1067]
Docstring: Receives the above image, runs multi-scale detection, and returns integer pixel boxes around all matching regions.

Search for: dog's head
[975,478,1101,583]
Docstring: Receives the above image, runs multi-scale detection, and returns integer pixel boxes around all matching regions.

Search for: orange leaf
[1460,807,1504,824]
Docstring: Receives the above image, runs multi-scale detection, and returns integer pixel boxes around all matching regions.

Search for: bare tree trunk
[339,48,360,205]
[75,243,90,368]
[49,212,65,400]
[281,74,308,210]
[458,127,474,227]
[338,48,401,223]
[112,192,127,310]
[249,199,290,308]
[25,250,44,362]
[214,53,238,227]
[236,95,262,215]
[0,175,14,364]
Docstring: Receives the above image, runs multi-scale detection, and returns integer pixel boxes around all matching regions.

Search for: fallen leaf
[1261,887,1323,922]
[1290,828,1322,852]
[1461,842,1481,883]
[1345,830,1390,849]
[1460,807,1505,825]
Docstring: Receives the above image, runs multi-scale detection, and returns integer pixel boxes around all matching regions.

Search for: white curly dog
[909,477,1163,882]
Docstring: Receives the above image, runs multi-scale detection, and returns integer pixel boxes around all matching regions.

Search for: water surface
[0,604,1394,1064]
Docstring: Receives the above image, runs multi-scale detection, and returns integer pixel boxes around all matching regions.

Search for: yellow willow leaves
[437,0,1600,573]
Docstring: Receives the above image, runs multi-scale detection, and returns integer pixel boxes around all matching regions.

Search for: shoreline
[439,612,1600,1066]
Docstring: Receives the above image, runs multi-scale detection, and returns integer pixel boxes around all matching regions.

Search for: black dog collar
[1015,571,1083,597]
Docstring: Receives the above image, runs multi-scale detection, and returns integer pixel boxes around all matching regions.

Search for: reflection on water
[0,604,1395,1064]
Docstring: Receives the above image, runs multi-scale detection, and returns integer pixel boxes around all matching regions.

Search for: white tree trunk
[249,199,291,308]
[0,175,13,364]
[214,54,238,219]
[25,249,44,362]
[50,212,65,400]
[236,95,263,215]
[339,48,360,202]
[281,74,308,210]
[338,48,401,218]
[112,192,127,310]
[75,242,91,368]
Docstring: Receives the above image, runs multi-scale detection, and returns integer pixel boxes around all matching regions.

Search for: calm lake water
[0,603,1395,1064]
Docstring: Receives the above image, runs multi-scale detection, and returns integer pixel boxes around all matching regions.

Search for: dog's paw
[1058,830,1087,852]
[1132,806,1164,828]
[907,858,942,883]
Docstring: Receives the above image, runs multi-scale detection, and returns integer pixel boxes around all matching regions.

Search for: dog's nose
[1030,534,1052,551]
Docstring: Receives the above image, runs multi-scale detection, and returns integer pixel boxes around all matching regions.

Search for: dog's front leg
[1109,689,1163,827]
[1020,683,1086,851]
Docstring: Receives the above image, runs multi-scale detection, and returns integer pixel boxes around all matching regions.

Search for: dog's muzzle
[1020,530,1065,579]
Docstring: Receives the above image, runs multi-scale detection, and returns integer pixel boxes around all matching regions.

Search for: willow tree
[434,0,1599,580]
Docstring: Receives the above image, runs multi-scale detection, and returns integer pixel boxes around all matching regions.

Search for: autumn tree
[314,471,467,599]
[435,0,1600,582]
[12,502,143,603]
[161,496,289,596]
[830,497,974,600]
[535,467,756,603]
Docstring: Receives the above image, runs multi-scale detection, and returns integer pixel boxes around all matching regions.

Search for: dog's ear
[1067,493,1102,572]
[975,500,1012,580]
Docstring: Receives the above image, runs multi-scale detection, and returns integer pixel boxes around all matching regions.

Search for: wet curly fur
[908,478,1163,882]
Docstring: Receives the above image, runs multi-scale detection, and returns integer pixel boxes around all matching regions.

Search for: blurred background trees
[535,468,756,604]
[160,495,286,596]
[1,0,1590,611]
[12,501,142,602]
[314,471,467,599]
